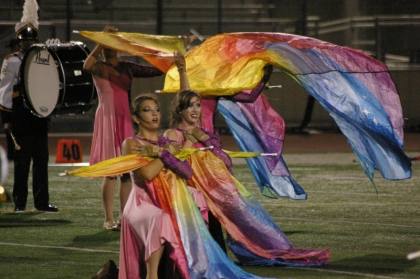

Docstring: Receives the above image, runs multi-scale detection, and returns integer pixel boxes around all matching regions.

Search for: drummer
[1,39,21,161]
[0,0,58,213]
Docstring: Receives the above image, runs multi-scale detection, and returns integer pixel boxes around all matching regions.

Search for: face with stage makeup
[131,93,161,134]
[170,89,202,128]
[181,95,201,126]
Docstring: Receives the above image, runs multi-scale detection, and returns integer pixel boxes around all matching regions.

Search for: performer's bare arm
[83,44,104,77]
[83,25,117,77]
[174,50,190,90]
[122,138,165,181]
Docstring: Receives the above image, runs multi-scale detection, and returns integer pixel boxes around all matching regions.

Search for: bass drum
[20,41,97,118]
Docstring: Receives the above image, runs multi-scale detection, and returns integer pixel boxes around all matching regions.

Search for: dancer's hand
[183,130,198,144]
[163,142,181,156]
[103,25,118,33]
[191,128,209,142]
[133,144,162,158]
[3,122,12,132]
[174,50,186,73]
[179,35,196,48]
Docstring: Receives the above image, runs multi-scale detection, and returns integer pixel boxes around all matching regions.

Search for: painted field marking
[271,217,420,228]
[0,242,404,279]
[292,266,404,279]
[0,242,119,254]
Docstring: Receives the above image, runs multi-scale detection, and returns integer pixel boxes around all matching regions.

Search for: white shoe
[103,221,119,231]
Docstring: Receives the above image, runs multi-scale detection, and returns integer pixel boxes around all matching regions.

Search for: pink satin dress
[89,61,163,166]
[118,138,181,279]
[89,66,133,165]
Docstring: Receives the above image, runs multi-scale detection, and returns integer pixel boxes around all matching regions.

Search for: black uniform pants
[5,132,15,160]
[12,96,49,209]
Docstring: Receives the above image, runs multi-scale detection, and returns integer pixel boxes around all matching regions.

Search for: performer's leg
[102,176,117,229]
[12,118,33,210]
[11,99,32,211]
[32,129,49,209]
[208,211,227,254]
[117,174,131,227]
[6,132,14,161]
[146,245,164,279]
[12,145,31,210]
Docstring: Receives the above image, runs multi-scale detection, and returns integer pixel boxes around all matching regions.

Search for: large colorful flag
[78,30,411,182]
[163,32,412,182]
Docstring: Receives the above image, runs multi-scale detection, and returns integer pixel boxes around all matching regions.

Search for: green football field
[0,152,419,279]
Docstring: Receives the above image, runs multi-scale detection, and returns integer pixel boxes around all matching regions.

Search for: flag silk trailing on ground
[163,32,412,182]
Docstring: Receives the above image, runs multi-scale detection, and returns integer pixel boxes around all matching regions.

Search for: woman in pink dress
[83,26,163,230]
[119,93,191,279]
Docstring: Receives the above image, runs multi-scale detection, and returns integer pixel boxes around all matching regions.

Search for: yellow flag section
[60,148,266,178]
[77,31,186,72]
[162,33,267,96]
[224,150,262,158]
[77,31,267,95]
[62,154,149,178]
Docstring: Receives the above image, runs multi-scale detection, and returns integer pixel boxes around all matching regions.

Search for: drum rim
[20,45,60,118]
[19,42,97,117]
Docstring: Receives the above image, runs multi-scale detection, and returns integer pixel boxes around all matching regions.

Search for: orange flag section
[77,31,186,72]
[62,154,150,178]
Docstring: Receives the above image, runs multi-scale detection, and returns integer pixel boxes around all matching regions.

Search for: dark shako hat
[15,0,39,40]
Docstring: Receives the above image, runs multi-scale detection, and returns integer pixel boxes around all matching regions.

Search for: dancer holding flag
[163,51,330,266]
[83,25,163,230]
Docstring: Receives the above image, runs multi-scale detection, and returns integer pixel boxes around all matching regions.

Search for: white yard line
[291,267,404,279]
[49,162,89,167]
[272,217,420,228]
[0,242,404,278]
[0,242,119,254]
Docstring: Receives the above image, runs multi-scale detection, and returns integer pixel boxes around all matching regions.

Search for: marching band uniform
[0,0,57,212]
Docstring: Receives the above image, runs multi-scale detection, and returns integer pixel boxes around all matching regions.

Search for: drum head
[21,47,60,117]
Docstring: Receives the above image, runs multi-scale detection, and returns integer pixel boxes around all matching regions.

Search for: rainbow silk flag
[78,30,411,185]
[218,95,307,199]
[187,150,330,266]
[163,32,411,182]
